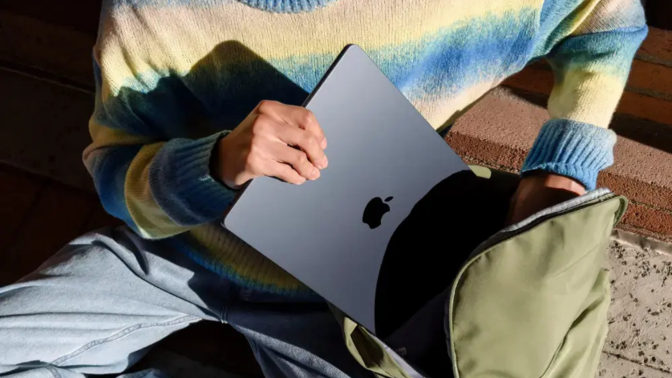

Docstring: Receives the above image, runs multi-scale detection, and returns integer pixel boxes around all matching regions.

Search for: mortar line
[0,60,94,95]
[635,54,672,69]
[628,199,672,216]
[603,351,672,374]
[624,85,672,102]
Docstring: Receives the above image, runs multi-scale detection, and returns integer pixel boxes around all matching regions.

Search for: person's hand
[214,100,328,189]
[506,172,586,225]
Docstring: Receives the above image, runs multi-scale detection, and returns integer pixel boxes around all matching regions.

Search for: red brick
[504,56,672,99]
[0,66,95,191]
[0,165,46,252]
[599,172,672,214]
[621,203,672,237]
[446,88,550,171]
[617,91,672,126]
[628,60,672,97]
[446,131,528,170]
[4,181,95,276]
[0,10,95,86]
[638,27,672,65]
[502,67,554,96]
[607,133,672,210]
[1,0,100,36]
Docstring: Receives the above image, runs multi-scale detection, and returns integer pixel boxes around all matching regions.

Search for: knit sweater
[85,0,646,295]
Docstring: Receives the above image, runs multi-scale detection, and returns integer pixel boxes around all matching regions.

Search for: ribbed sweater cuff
[521,120,617,191]
[150,131,236,225]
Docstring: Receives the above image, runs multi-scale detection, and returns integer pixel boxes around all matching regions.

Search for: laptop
[224,44,471,335]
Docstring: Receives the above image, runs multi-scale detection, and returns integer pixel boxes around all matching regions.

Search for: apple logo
[362,196,394,229]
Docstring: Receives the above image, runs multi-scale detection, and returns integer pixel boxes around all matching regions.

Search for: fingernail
[311,167,320,179]
[320,138,327,149]
[321,156,328,168]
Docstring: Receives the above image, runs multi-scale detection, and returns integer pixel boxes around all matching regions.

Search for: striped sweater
[85,0,647,295]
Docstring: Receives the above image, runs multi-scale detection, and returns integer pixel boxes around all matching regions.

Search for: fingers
[265,161,307,185]
[286,107,328,149]
[258,100,327,149]
[270,143,320,181]
[248,101,328,185]
[275,123,328,170]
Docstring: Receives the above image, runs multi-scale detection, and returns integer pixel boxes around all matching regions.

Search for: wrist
[209,131,239,190]
[521,120,616,191]
[507,172,585,225]
[523,171,586,196]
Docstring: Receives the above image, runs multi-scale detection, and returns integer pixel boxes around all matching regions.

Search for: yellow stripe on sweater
[573,0,644,35]
[190,223,305,291]
[564,0,602,36]
[548,70,625,128]
[84,121,152,155]
[411,80,497,129]
[125,143,191,239]
[97,0,540,96]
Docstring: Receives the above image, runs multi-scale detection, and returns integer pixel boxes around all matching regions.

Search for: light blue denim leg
[0,226,371,378]
[0,227,229,377]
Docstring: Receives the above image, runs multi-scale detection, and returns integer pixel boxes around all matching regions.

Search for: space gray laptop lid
[224,45,471,335]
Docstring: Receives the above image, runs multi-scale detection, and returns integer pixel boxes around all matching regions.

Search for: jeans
[0,227,372,378]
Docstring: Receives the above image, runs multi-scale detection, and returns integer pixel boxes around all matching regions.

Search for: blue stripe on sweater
[164,235,318,297]
[149,132,238,226]
[101,9,538,138]
[88,145,143,230]
[547,26,648,78]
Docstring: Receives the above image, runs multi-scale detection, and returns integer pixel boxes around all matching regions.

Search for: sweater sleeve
[522,0,647,190]
[83,57,237,240]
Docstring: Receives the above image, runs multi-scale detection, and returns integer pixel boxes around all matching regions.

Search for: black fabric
[373,169,517,377]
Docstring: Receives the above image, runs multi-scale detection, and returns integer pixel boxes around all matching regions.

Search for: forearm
[85,54,237,239]
[85,130,235,239]
[141,133,236,234]
[523,0,647,190]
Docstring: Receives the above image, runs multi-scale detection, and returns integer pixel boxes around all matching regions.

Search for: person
[0,0,646,377]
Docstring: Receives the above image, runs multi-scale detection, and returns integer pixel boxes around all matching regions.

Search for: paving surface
[602,241,672,377]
